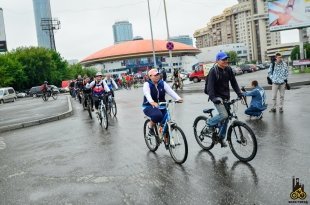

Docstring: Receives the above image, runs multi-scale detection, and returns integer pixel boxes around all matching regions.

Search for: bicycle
[193,98,257,162]
[106,93,117,117]
[42,88,58,101]
[143,100,188,164]
[84,93,93,119]
[97,93,109,129]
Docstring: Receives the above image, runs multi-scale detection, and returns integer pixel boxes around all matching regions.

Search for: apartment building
[194,0,281,63]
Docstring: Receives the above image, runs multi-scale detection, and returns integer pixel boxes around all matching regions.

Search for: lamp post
[163,0,173,71]
[147,0,157,68]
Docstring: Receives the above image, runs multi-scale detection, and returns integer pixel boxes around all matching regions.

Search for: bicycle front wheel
[87,99,92,119]
[169,125,188,164]
[52,92,58,100]
[143,119,159,152]
[99,104,108,129]
[227,122,257,162]
[193,116,214,151]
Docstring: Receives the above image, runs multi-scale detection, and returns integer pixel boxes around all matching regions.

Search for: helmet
[44,81,48,84]
[95,72,103,77]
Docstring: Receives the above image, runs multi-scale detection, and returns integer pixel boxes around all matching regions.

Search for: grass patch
[292,67,310,74]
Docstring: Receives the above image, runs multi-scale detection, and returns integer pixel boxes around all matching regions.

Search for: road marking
[0,137,6,150]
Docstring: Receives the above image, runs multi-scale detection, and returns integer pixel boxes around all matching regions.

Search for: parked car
[240,64,253,73]
[16,92,27,98]
[249,64,259,71]
[0,87,17,104]
[231,66,243,75]
[29,86,43,97]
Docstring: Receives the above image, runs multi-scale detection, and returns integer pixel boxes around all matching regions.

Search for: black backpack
[267,62,275,85]
[204,66,219,95]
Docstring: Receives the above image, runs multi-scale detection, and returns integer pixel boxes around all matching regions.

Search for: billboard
[268,0,310,31]
[0,8,7,52]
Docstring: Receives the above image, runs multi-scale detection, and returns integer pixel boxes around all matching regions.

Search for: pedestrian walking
[268,53,288,113]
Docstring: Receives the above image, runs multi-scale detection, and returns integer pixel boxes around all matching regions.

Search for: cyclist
[82,76,94,111]
[41,81,51,96]
[206,52,243,148]
[86,72,110,113]
[75,75,84,103]
[173,68,182,88]
[104,73,118,97]
[142,68,183,136]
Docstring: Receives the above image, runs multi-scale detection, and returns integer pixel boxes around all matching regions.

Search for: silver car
[0,87,17,104]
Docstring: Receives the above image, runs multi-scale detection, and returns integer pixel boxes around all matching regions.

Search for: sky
[0,0,300,61]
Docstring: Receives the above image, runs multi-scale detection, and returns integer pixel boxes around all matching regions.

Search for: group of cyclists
[68,72,119,114]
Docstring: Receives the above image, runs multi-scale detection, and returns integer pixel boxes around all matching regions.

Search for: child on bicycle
[242,80,267,119]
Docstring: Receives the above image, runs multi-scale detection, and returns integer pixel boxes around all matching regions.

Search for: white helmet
[96,72,103,77]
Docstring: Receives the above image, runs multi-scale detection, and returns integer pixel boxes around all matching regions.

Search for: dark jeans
[143,106,167,124]
[245,106,262,117]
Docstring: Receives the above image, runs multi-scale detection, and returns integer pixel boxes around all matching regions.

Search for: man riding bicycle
[104,73,118,97]
[205,52,243,148]
[41,81,51,96]
[86,72,111,113]
[172,68,182,89]
[75,75,84,103]
[142,68,183,136]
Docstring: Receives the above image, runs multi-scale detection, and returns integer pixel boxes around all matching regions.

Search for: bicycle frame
[158,101,178,145]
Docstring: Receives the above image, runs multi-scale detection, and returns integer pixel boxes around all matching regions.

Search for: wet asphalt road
[0,86,310,205]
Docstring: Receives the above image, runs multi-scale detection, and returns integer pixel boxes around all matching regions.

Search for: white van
[0,87,17,104]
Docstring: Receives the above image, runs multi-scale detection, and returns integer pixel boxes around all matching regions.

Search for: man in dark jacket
[206,51,243,147]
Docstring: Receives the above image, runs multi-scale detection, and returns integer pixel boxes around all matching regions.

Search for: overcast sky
[0,0,300,61]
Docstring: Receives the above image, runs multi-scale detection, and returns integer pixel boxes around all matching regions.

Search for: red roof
[81,39,200,64]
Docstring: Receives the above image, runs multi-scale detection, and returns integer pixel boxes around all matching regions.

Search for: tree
[226,51,238,65]
[291,43,310,61]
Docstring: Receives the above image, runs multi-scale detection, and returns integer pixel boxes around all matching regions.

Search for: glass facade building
[33,0,53,49]
[169,35,193,46]
[113,21,133,44]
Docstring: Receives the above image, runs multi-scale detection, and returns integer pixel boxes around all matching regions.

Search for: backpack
[204,66,219,95]
[267,62,275,85]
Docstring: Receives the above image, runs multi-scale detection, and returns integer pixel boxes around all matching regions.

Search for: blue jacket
[142,80,166,106]
[268,61,288,84]
[243,86,267,111]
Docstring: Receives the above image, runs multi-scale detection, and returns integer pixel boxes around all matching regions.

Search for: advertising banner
[268,0,310,31]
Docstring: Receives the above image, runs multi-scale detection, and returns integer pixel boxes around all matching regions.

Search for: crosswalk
[0,137,6,150]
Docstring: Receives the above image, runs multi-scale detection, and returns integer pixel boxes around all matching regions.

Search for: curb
[181,80,310,93]
[0,96,73,133]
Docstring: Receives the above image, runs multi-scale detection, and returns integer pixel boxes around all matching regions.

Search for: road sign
[166,41,174,51]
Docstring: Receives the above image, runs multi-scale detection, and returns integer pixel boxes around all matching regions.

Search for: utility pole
[163,0,173,72]
[41,18,60,51]
[147,0,157,69]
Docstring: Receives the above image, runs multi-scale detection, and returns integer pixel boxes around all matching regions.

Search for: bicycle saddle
[203,108,214,114]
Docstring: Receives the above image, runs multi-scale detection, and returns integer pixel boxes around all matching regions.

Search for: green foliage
[226,51,238,65]
[291,43,310,61]
[0,46,91,91]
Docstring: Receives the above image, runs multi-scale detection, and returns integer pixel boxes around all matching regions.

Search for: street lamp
[147,0,157,68]
[163,0,173,71]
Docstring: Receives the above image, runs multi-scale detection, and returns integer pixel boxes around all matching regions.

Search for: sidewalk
[182,70,310,93]
[0,95,73,133]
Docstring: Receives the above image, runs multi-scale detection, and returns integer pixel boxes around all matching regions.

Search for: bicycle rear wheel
[169,125,188,164]
[111,99,117,116]
[193,116,214,151]
[227,122,257,162]
[143,119,159,152]
[52,92,58,100]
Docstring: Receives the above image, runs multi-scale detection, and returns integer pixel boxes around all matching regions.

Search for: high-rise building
[169,35,193,46]
[0,8,7,52]
[194,0,281,63]
[113,21,133,44]
[33,0,53,49]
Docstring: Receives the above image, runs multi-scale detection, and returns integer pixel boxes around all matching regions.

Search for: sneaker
[148,127,155,136]
[220,138,227,148]
[269,108,276,113]
[279,107,283,113]
[253,113,263,120]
